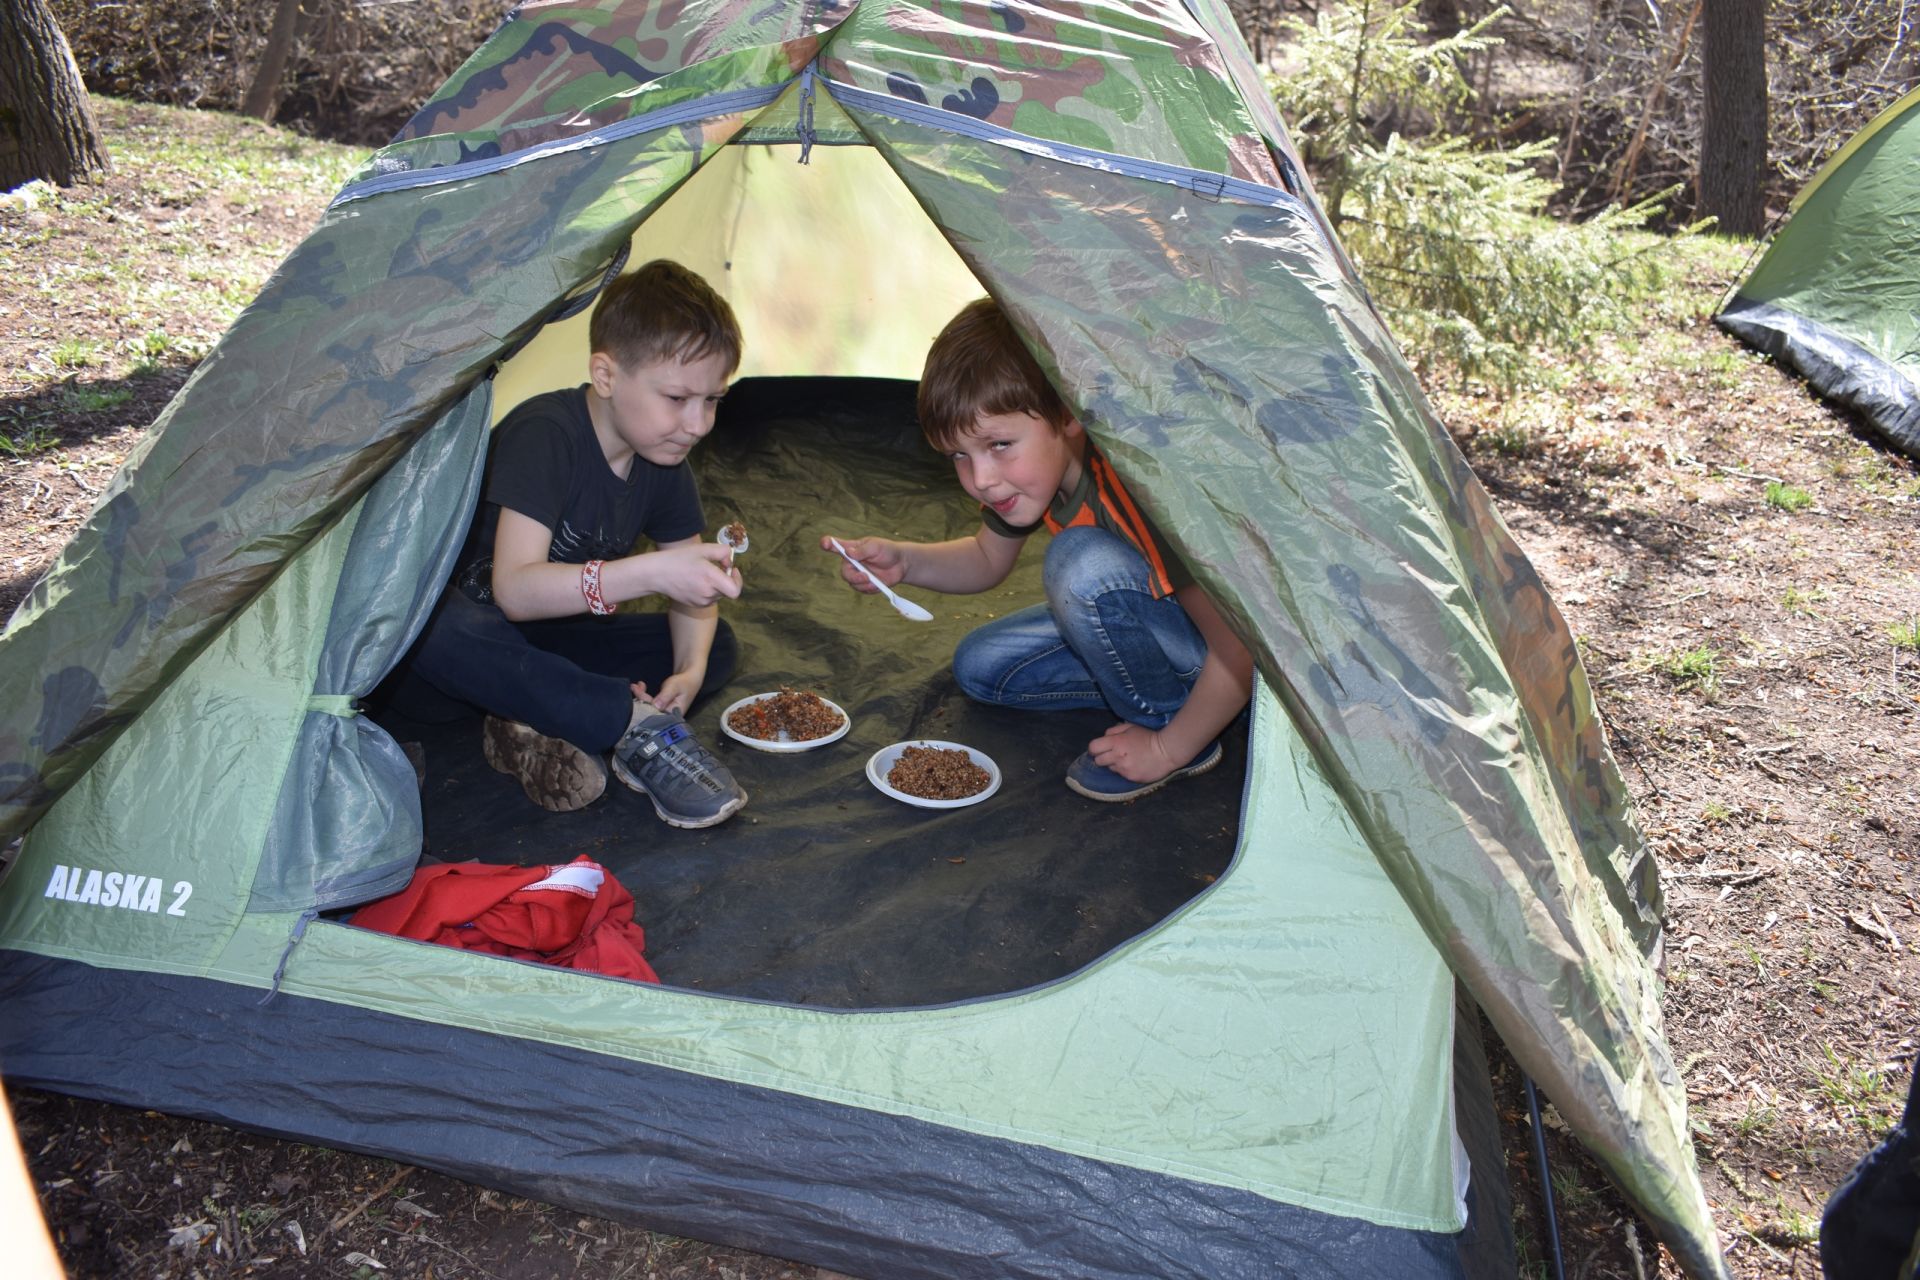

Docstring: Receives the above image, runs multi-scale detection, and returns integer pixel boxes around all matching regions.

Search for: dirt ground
[3,102,1916,1279]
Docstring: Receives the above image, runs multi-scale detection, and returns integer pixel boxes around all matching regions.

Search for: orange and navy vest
[980,444,1191,599]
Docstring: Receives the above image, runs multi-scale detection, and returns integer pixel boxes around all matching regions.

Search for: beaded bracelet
[581,559,613,616]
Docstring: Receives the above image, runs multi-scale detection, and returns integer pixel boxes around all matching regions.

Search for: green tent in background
[1718,85,1920,458]
[0,0,1726,1275]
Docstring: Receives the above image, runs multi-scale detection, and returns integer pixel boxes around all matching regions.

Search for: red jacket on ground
[350,856,659,983]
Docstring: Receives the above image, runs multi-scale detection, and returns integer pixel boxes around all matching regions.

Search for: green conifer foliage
[1269,0,1690,388]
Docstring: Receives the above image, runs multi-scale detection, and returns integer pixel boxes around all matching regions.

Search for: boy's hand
[632,673,703,717]
[1087,722,1178,784]
[821,535,906,589]
[648,543,742,607]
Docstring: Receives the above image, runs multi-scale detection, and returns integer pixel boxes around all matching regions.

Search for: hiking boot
[610,708,747,829]
[1065,738,1223,803]
[483,716,608,812]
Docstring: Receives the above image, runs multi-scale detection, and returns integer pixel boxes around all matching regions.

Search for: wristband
[581,559,613,616]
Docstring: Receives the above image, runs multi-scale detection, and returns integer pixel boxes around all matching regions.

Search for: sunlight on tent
[493,139,984,417]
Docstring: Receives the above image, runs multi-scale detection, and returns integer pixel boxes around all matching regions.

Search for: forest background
[2,0,1918,1277]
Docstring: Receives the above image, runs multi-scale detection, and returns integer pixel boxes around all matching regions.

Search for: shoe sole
[609,754,748,830]
[1065,742,1223,804]
[483,718,607,813]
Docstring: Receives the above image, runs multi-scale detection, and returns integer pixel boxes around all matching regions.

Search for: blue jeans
[953,525,1205,729]
[385,588,737,751]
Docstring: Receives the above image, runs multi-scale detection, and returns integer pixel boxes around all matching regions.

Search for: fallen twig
[1870,902,1904,951]
[1848,910,1902,949]
[411,1231,505,1280]
[1675,455,1785,484]
[1670,867,1773,886]
[323,1165,409,1237]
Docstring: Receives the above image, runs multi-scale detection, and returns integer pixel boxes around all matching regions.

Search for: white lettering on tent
[39,865,184,917]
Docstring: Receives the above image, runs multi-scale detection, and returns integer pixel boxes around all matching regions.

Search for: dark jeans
[385,588,738,752]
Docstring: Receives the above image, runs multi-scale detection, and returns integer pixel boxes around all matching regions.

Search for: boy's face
[587,348,732,468]
[946,410,1084,527]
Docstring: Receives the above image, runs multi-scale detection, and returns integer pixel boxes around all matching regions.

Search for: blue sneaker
[1066,738,1224,803]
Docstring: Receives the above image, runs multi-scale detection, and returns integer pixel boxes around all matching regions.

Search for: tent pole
[1524,1075,1568,1280]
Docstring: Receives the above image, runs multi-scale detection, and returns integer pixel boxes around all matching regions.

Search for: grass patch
[1780,585,1828,616]
[62,385,133,413]
[1731,1100,1777,1140]
[1810,1045,1899,1133]
[1764,481,1813,512]
[48,338,100,371]
[0,414,61,458]
[1548,1164,1602,1215]
[1641,645,1721,696]
[1484,423,1537,457]
[1887,618,1920,652]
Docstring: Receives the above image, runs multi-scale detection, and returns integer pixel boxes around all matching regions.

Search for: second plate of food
[721,689,851,752]
[866,740,1001,808]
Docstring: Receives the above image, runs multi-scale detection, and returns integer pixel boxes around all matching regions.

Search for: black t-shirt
[457,385,705,602]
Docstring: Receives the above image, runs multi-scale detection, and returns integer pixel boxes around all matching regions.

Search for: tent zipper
[330,82,794,208]
[822,78,1316,227]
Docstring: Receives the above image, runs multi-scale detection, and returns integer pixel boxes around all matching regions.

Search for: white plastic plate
[719,692,851,753]
[865,740,1001,808]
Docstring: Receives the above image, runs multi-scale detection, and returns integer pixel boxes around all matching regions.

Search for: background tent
[1717,85,1920,458]
[0,0,1725,1276]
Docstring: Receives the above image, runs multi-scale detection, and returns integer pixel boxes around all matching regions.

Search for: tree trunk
[1699,0,1769,236]
[0,0,109,190]
[241,0,306,122]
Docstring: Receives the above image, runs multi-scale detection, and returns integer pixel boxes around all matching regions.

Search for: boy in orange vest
[826,299,1254,800]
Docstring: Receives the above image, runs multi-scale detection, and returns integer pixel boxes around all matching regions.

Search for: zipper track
[823,78,1303,213]
[329,83,791,208]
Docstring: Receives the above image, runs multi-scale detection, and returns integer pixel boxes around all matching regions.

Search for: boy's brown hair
[918,298,1069,452]
[589,259,743,374]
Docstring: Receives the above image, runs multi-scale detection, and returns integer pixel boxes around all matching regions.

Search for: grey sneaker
[610,709,747,829]
[483,716,608,812]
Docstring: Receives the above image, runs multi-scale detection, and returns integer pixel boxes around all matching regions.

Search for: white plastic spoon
[827,537,933,622]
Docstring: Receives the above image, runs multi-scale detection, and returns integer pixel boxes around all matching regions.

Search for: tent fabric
[0,951,1497,1280]
[1716,86,1920,458]
[254,382,491,912]
[0,0,1723,1275]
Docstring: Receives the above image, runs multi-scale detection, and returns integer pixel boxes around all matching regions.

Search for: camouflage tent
[1717,84,1920,459]
[0,1,1726,1276]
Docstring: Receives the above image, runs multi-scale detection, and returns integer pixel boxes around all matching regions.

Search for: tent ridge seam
[330,83,793,208]
[824,77,1307,217]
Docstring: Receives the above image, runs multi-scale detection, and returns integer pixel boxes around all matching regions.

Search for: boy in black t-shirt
[396,260,747,826]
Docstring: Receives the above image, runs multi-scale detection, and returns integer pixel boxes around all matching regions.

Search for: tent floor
[370,379,1245,1009]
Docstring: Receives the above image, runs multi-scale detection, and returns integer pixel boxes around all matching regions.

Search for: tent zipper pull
[797,65,818,165]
